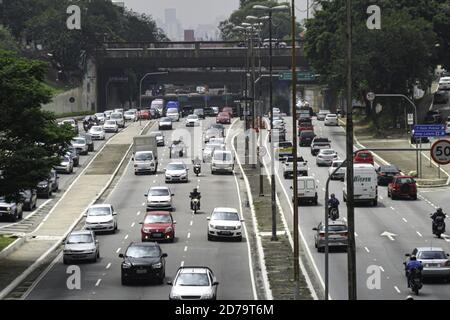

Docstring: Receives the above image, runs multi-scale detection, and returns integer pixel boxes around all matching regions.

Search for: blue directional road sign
[412,124,445,138]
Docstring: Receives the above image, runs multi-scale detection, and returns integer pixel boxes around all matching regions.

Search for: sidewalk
[0,121,151,298]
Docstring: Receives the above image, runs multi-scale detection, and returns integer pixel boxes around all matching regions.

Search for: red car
[222,107,233,118]
[388,175,417,200]
[298,122,313,134]
[140,211,176,242]
[354,150,374,165]
[137,109,151,120]
[216,112,231,124]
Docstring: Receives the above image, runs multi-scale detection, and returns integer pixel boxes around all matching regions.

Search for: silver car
[168,266,219,300]
[71,137,88,155]
[204,128,223,143]
[202,143,225,163]
[313,220,348,252]
[150,131,165,146]
[316,149,338,166]
[405,247,450,279]
[145,186,174,210]
[84,204,118,233]
[63,230,99,264]
[165,162,188,183]
[54,155,73,174]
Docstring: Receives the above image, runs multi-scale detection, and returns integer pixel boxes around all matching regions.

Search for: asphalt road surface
[262,116,450,300]
[25,116,255,300]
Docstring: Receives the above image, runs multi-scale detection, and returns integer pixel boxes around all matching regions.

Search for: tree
[0,26,20,52]
[0,50,74,201]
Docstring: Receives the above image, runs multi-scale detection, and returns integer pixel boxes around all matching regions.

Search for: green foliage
[0,50,75,201]
[0,26,20,52]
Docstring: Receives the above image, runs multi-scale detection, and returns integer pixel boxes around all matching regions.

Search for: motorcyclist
[83,117,90,132]
[192,156,202,166]
[189,187,201,210]
[431,207,446,233]
[405,255,423,287]
[327,194,340,220]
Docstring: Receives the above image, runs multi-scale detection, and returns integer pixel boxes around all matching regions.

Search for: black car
[149,108,160,119]
[376,165,401,186]
[20,189,37,211]
[67,146,80,167]
[181,105,194,117]
[299,130,316,147]
[36,170,59,198]
[193,108,205,119]
[119,242,167,285]
[410,130,430,144]
[424,110,442,124]
[434,90,449,104]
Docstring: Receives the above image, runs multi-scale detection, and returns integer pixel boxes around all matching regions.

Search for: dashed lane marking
[402,218,408,223]
[184,246,188,252]
[394,286,401,294]
[416,231,423,237]
[95,279,101,287]
[379,266,385,272]
[187,232,191,239]
[131,222,135,227]
[364,247,370,253]
[106,263,111,269]
[116,248,121,253]
[390,206,395,210]
[137,211,141,216]
[124,234,129,240]
[190,221,193,226]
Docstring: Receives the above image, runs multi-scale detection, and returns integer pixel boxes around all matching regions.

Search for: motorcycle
[191,197,200,214]
[328,205,339,221]
[431,215,446,238]
[193,163,201,176]
[404,266,423,295]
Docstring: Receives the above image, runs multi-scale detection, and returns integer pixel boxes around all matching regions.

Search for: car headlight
[235,225,241,230]
[165,226,173,233]
[209,223,216,229]
[181,173,187,177]
[41,183,48,187]
[152,262,162,269]
[122,262,132,269]
[105,219,114,224]
[7,207,11,212]
[143,227,151,232]
[170,294,181,300]
[202,293,214,299]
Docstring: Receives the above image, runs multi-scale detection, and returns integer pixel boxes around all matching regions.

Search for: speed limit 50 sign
[431,139,450,165]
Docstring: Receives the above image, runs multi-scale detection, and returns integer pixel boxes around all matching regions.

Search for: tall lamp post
[253,3,289,242]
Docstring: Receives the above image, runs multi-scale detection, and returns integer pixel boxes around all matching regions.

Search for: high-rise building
[184,30,195,42]
[163,8,182,40]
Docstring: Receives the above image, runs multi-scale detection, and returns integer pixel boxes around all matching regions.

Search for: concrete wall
[41,87,86,115]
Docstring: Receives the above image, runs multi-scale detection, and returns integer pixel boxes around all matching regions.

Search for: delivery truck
[132,136,158,174]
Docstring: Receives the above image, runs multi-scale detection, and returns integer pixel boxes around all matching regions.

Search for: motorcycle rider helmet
[410,255,417,261]
[436,207,443,214]
[330,193,335,199]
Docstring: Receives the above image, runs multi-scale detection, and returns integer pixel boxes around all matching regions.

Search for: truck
[343,163,378,206]
[132,136,158,175]
[282,155,308,178]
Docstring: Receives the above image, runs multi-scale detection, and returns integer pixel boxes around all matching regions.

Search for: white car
[71,137,89,155]
[124,110,137,121]
[54,155,73,174]
[324,113,338,126]
[145,186,173,210]
[84,204,118,233]
[158,117,173,130]
[438,76,450,85]
[104,110,114,119]
[211,150,234,174]
[446,122,450,135]
[88,126,106,140]
[316,149,338,166]
[165,162,188,183]
[185,114,200,127]
[203,143,226,163]
[95,113,106,123]
[317,110,330,121]
[168,266,219,300]
[150,131,165,146]
[209,137,225,145]
[110,112,125,128]
[103,120,118,133]
[207,207,244,241]
[329,160,346,181]
[166,108,180,122]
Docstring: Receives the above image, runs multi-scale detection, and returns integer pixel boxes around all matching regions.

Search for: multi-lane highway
[25,116,255,300]
[261,116,450,300]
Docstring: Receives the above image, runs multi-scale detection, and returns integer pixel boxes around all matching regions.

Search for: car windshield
[167,163,185,170]
[125,111,134,115]
[149,188,169,196]
[213,152,232,161]
[167,108,178,114]
[320,225,347,232]
[277,142,292,148]
[175,273,210,286]
[72,138,85,144]
[314,138,329,143]
[187,115,198,120]
[110,113,122,119]
[218,112,229,117]
[301,132,314,137]
[135,152,153,161]
[299,180,315,189]
[91,126,102,131]
[63,120,75,125]
[62,156,70,162]
[105,120,116,125]
[321,150,335,155]
[397,178,415,184]
[67,234,93,244]
[95,113,104,117]
[381,166,399,173]
[417,251,446,260]
[212,211,239,221]
[194,109,203,114]
[88,206,111,216]
[319,110,330,114]
[161,117,171,122]
[357,152,372,158]
[125,245,160,258]
[327,114,337,117]
[332,161,344,167]
[144,214,172,224]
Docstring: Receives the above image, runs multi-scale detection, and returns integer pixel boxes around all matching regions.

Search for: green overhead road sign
[279,72,317,82]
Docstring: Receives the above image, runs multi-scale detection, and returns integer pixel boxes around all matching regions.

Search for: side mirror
[83,214,87,217]
[213,281,219,286]
[240,219,245,222]
[161,253,168,258]
[167,281,173,286]
[290,186,293,190]
[405,253,410,257]
[119,253,124,258]
[139,222,143,225]
[173,220,177,224]
[171,193,175,196]
[113,212,117,216]
[131,158,134,161]
[312,227,318,231]
[207,217,211,221]
[144,193,148,197]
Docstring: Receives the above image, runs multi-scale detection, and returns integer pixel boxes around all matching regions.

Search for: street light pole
[346,0,357,300]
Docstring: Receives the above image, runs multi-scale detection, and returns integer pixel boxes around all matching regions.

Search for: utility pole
[290,0,300,300]
[346,0,357,300]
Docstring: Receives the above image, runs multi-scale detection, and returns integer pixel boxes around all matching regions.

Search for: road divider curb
[0,237,26,260]
[0,121,153,300]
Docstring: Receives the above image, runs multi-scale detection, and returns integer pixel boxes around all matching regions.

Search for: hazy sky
[121,0,240,28]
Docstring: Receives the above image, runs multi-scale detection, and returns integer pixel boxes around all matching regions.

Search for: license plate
[152,233,163,238]
[136,269,147,274]
[426,263,438,267]
[219,231,232,235]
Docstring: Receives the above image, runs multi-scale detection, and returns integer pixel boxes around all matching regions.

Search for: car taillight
[319,233,325,238]
[445,260,450,267]
[379,172,385,176]
[341,232,348,237]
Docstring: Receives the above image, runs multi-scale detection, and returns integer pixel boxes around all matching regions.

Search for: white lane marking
[402,218,408,223]
[342,217,347,222]
[322,188,325,192]
[190,221,193,226]
[142,202,145,206]
[364,247,370,253]
[95,279,101,287]
[187,232,191,239]
[390,206,395,210]
[106,263,111,269]
[184,246,188,252]
[181,261,184,267]
[394,286,401,294]
[153,180,156,183]
[131,222,135,228]
[116,248,121,253]
[137,211,141,216]
[354,232,358,237]
[416,231,423,237]
[379,266,385,272]
[124,234,129,240]
[379,196,383,200]
[316,179,320,183]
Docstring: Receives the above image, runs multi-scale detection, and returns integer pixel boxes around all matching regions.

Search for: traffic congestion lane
[264,116,449,299]
[26,116,254,300]
[0,123,124,227]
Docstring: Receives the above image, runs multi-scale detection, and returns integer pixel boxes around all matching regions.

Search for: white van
[295,176,318,205]
[166,108,180,122]
[211,150,234,174]
[343,163,378,206]
[151,99,164,114]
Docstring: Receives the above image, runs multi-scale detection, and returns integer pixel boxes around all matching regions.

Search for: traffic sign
[407,113,414,125]
[366,92,375,101]
[430,139,450,165]
[412,124,445,138]
[279,72,316,82]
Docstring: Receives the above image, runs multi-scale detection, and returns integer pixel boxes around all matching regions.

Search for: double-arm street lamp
[253,3,289,242]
